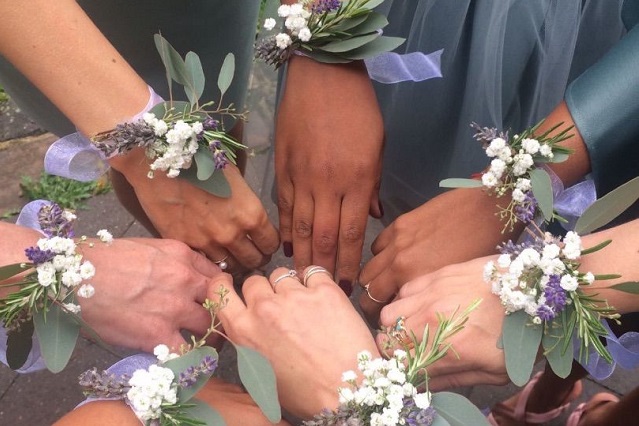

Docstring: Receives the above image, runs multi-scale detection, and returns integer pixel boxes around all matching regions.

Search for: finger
[310,195,340,274]
[358,280,394,325]
[190,250,222,277]
[225,236,270,270]
[301,265,334,288]
[269,267,303,293]
[276,175,295,258]
[199,244,239,272]
[370,223,394,255]
[242,274,278,306]
[335,194,370,295]
[163,333,189,355]
[358,243,394,288]
[209,273,246,324]
[247,214,280,256]
[369,189,383,220]
[428,369,508,391]
[179,302,213,336]
[291,191,314,271]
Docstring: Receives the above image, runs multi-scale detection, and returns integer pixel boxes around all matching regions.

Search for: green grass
[0,84,8,102]
[20,172,111,210]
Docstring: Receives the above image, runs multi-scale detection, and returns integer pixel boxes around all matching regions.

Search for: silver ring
[213,255,229,271]
[302,266,332,286]
[272,270,299,287]
[361,281,391,304]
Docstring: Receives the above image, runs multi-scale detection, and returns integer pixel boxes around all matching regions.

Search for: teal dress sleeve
[564,6,639,195]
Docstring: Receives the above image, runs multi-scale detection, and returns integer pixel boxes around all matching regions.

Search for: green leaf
[330,14,368,32]
[217,53,235,97]
[349,12,389,35]
[6,319,34,370]
[321,32,380,53]
[194,147,216,181]
[609,282,639,294]
[502,311,542,386]
[529,168,554,221]
[431,415,451,426]
[0,263,30,281]
[431,392,491,426]
[339,36,405,60]
[235,345,281,423]
[154,33,189,87]
[362,0,385,10]
[183,398,226,426]
[33,304,80,373]
[439,178,483,189]
[594,274,622,280]
[580,239,612,255]
[180,165,231,198]
[542,319,573,378]
[185,52,206,106]
[305,50,353,64]
[575,176,639,234]
[164,347,218,403]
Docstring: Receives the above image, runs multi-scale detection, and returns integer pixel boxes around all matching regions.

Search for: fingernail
[338,280,353,296]
[378,201,384,217]
[283,242,293,257]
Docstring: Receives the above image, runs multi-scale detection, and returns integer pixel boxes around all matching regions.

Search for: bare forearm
[0,222,40,297]
[0,0,148,135]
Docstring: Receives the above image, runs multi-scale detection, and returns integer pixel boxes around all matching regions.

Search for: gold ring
[302,266,332,286]
[361,281,391,304]
[213,255,229,271]
[272,270,299,288]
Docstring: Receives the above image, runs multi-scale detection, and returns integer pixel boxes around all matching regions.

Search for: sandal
[487,372,583,425]
[565,393,619,426]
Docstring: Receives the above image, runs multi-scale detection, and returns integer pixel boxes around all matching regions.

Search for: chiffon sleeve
[564,16,639,195]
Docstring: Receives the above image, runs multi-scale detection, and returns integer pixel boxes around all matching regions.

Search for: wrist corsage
[440,121,573,232]
[304,301,490,426]
[79,287,282,425]
[256,0,404,69]
[0,201,112,372]
[91,34,244,198]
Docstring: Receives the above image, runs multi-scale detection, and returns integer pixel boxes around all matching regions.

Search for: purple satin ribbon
[546,166,597,230]
[16,199,52,235]
[44,86,163,181]
[365,50,444,84]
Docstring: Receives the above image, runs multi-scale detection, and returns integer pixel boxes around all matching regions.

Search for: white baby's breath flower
[62,303,81,314]
[277,4,291,17]
[298,27,312,42]
[80,261,96,279]
[341,370,357,383]
[497,254,512,268]
[583,272,595,284]
[560,275,579,292]
[263,18,277,31]
[512,188,527,203]
[275,33,292,49]
[413,391,431,409]
[486,137,507,157]
[539,143,553,158]
[521,138,540,154]
[77,283,95,298]
[62,210,77,222]
[97,229,113,244]
[482,172,499,188]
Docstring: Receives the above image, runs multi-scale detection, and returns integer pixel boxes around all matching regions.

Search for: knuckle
[314,232,337,254]
[310,161,336,181]
[390,255,410,274]
[277,194,294,213]
[341,224,364,244]
[253,298,280,320]
[294,219,313,239]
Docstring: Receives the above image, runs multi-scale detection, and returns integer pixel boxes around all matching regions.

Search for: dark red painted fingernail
[283,241,293,257]
[338,280,353,296]
[378,201,384,217]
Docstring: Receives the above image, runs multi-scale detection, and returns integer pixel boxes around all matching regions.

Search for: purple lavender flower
[177,355,218,389]
[311,0,341,13]
[514,192,538,223]
[402,399,436,426]
[536,304,556,321]
[38,203,74,238]
[544,274,567,313]
[78,368,130,399]
[213,149,229,170]
[24,247,55,265]
[203,118,219,131]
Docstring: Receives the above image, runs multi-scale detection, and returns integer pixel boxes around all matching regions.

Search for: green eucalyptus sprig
[256,0,404,68]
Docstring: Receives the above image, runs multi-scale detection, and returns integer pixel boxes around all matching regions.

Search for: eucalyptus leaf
[235,345,281,423]
[431,392,490,426]
[217,53,235,97]
[183,398,226,426]
[6,319,34,370]
[349,12,389,35]
[305,50,352,64]
[321,32,380,53]
[431,415,451,426]
[609,282,639,294]
[0,263,30,281]
[180,165,231,198]
[575,176,639,234]
[542,323,572,378]
[329,14,368,32]
[502,311,542,386]
[529,168,554,221]
[340,36,405,60]
[154,33,189,86]
[164,347,218,403]
[33,304,80,373]
[194,148,216,181]
[362,0,385,10]
[439,178,483,188]
[185,52,206,106]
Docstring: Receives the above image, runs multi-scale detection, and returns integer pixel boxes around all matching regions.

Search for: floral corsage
[256,0,404,68]
[92,35,244,198]
[0,201,112,372]
[305,302,490,426]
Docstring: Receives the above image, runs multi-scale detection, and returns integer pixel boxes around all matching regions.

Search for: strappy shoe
[487,372,583,425]
[565,392,619,426]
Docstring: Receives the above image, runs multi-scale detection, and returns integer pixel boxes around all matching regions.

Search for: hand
[275,56,384,293]
[376,256,509,391]
[359,188,522,321]
[78,238,221,352]
[214,267,379,419]
[110,151,280,271]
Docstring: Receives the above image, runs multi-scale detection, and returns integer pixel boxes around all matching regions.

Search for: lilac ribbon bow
[577,321,639,380]
[546,166,597,230]
[365,49,444,84]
